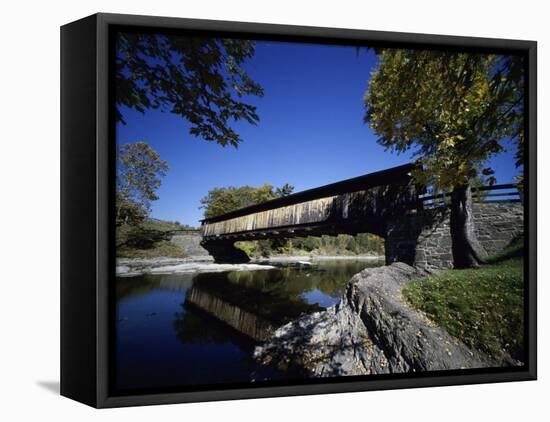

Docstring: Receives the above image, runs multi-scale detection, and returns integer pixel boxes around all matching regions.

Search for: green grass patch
[403,240,524,363]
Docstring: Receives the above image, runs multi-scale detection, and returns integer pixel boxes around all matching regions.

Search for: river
[114,259,383,393]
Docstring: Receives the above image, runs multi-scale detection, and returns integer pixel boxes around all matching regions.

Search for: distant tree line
[237,233,384,258]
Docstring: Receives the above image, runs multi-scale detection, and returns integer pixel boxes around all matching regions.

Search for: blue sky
[116,40,520,227]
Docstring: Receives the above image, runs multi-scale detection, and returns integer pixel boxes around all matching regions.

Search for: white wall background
[0,0,547,419]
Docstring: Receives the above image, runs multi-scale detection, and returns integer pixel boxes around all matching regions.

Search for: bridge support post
[201,239,251,264]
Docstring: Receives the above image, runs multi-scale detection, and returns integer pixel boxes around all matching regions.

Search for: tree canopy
[116,141,169,225]
[364,49,524,191]
[200,183,295,219]
[364,49,524,268]
[116,33,264,147]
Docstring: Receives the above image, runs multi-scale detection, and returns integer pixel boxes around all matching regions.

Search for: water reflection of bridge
[180,262,370,342]
[183,271,323,341]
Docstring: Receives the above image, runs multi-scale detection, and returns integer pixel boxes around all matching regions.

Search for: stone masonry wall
[472,202,524,257]
[386,201,524,269]
[170,231,210,257]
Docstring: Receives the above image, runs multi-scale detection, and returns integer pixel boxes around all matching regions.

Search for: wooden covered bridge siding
[200,164,420,263]
[201,190,399,239]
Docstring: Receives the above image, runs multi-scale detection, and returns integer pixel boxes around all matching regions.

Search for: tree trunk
[450,184,488,268]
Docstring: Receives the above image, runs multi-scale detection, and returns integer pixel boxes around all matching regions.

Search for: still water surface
[115,259,382,391]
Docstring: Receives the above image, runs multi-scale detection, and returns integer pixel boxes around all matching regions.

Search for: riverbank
[403,237,524,364]
[116,256,277,277]
[254,262,494,376]
[254,239,525,375]
[116,254,383,277]
[252,254,383,264]
[116,220,195,259]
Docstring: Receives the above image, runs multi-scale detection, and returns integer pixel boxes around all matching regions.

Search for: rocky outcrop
[254,263,492,376]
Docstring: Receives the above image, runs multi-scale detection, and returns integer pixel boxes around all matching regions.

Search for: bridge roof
[200,163,417,224]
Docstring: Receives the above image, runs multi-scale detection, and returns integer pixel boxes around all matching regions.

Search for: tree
[200,183,295,257]
[116,141,169,225]
[275,183,295,197]
[115,33,263,148]
[364,50,523,268]
[200,183,294,219]
[200,184,276,219]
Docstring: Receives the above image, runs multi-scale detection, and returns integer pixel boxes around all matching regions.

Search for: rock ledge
[254,262,492,376]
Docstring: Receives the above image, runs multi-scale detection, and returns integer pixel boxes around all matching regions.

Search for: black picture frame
[60,12,537,408]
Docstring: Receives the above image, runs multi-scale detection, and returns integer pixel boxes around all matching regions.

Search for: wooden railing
[419,183,522,206]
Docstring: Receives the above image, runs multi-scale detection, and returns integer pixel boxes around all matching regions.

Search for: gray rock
[254,262,493,377]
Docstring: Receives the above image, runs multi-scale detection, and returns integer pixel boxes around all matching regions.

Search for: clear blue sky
[116,40,520,227]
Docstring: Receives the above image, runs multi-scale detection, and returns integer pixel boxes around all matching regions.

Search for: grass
[116,219,190,259]
[403,237,524,363]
